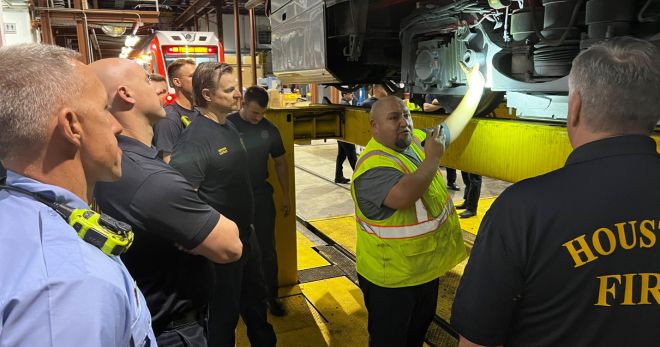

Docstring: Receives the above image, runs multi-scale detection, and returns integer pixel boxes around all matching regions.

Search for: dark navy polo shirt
[95,135,219,335]
[153,102,201,156]
[170,115,255,232]
[452,135,660,346]
[227,111,285,195]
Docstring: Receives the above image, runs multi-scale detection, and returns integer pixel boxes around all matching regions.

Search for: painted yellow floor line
[297,230,330,270]
[454,196,498,236]
[307,214,355,223]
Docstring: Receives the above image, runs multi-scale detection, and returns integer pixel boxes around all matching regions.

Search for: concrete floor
[234,139,514,346]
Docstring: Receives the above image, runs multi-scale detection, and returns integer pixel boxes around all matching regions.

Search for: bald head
[370,96,405,121]
[370,96,413,151]
[90,58,165,130]
[90,58,142,103]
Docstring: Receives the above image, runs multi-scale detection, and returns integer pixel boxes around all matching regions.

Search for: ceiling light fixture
[100,25,126,38]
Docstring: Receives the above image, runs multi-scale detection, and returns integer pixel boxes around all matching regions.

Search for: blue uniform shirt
[0,171,156,347]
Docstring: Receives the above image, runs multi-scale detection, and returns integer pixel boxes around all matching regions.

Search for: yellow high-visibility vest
[406,100,422,112]
[351,129,467,288]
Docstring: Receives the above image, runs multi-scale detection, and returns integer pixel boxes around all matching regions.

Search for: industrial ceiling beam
[43,10,160,24]
[172,0,210,29]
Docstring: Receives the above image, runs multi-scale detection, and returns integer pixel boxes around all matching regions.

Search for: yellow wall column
[265,110,298,286]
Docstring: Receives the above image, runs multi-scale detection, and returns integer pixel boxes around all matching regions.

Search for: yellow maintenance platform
[231,105,660,346]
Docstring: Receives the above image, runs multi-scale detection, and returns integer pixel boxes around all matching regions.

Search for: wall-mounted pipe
[233,0,243,91]
[249,7,257,86]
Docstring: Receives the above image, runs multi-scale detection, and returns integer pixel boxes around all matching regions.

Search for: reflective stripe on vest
[356,196,453,239]
[415,199,428,221]
[354,147,451,239]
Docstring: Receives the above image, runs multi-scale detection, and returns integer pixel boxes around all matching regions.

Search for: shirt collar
[565,134,658,166]
[117,135,158,159]
[5,171,89,209]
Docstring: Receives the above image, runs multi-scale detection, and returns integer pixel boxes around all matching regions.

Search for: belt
[164,308,206,330]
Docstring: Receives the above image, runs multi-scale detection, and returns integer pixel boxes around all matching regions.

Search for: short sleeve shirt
[451,135,660,346]
[0,172,155,346]
[171,116,255,231]
[227,112,285,194]
[95,135,219,334]
[354,125,450,220]
[153,102,201,155]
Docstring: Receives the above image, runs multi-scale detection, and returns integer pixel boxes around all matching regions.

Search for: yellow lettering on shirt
[639,220,656,248]
[595,273,660,306]
[563,235,598,268]
[592,227,617,256]
[615,221,637,250]
[596,274,621,306]
[621,273,636,305]
[563,219,657,267]
[217,147,229,155]
[639,273,660,305]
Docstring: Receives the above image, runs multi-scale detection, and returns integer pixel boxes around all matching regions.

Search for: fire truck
[133,30,225,89]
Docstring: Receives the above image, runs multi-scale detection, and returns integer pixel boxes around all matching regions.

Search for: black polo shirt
[153,102,201,156]
[451,135,660,346]
[170,115,255,232]
[95,135,219,335]
[227,112,285,195]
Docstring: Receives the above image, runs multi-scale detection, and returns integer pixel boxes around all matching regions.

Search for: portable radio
[1,185,133,256]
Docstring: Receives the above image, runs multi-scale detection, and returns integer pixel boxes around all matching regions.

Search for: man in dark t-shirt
[228,86,290,316]
[91,58,242,346]
[153,58,199,163]
[451,37,660,347]
[336,92,358,183]
[171,63,276,347]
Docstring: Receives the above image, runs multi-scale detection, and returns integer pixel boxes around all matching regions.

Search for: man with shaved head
[0,44,155,346]
[91,58,243,346]
[351,64,485,346]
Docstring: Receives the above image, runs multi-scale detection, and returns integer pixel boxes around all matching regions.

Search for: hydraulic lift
[265,105,660,287]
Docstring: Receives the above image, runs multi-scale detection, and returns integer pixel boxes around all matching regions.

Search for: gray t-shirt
[354,124,450,220]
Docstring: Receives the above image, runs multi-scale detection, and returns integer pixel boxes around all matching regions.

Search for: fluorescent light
[125,35,140,48]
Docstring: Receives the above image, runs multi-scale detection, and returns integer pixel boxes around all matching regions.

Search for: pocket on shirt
[399,235,438,275]
[130,282,154,347]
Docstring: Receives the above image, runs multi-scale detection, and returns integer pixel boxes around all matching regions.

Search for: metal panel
[271,0,339,83]
[506,92,568,120]
[271,0,324,14]
[340,107,660,183]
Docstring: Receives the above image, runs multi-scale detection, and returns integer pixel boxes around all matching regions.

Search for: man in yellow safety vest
[351,63,485,346]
